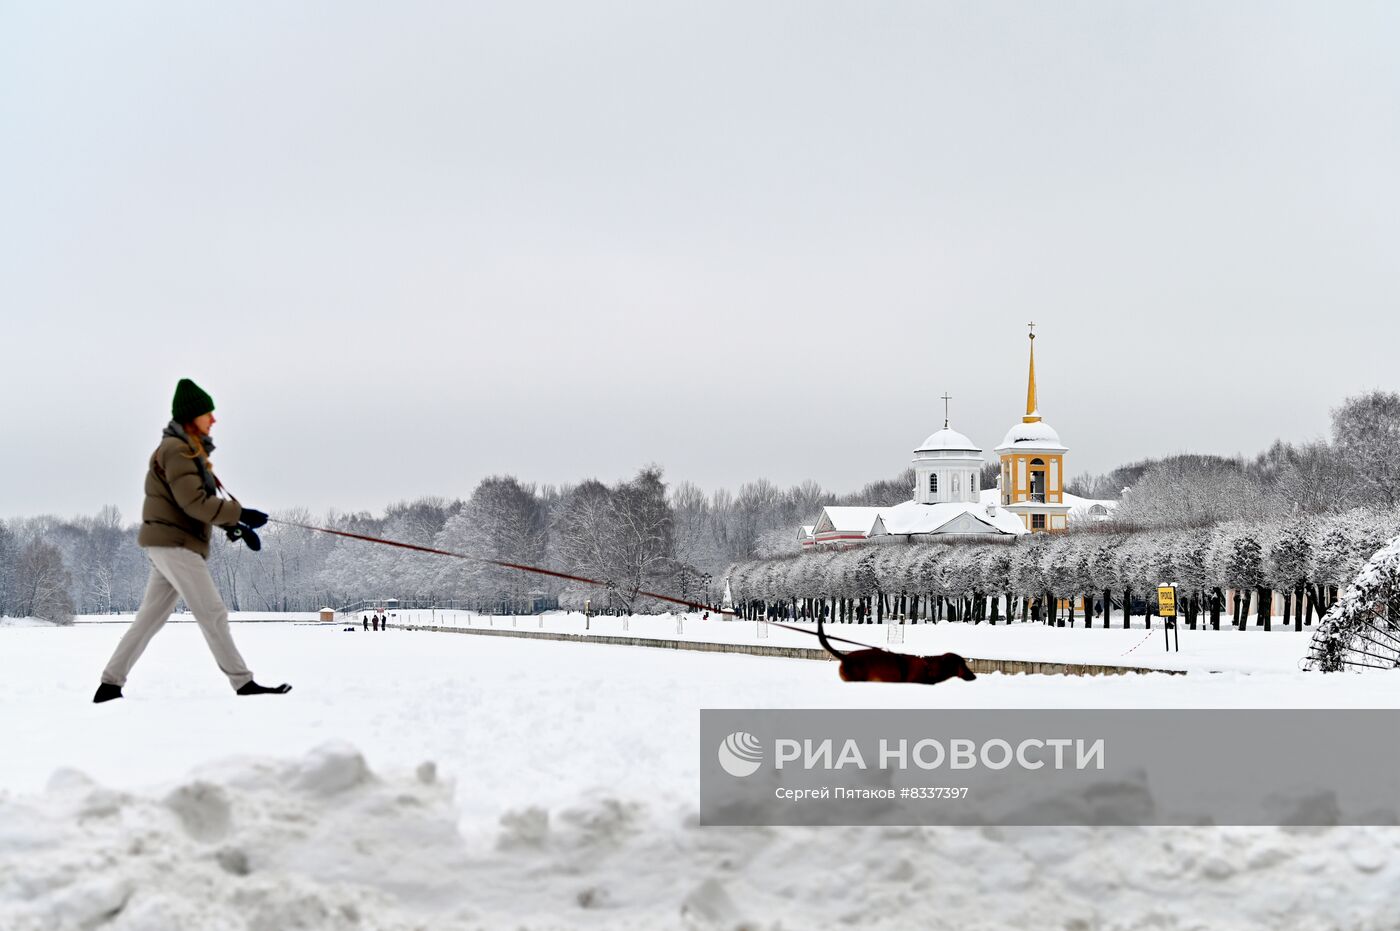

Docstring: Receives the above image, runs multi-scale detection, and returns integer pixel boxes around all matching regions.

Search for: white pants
[100,546,254,690]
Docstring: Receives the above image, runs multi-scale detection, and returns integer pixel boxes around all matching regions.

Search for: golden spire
[1023,321,1041,423]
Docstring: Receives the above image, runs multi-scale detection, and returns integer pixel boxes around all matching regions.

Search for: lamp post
[677,566,693,608]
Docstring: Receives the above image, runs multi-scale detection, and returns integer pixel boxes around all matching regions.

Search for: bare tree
[1115,455,1271,528]
[1332,391,1400,508]
[14,540,75,623]
[0,521,16,617]
[554,469,675,613]
[436,477,546,611]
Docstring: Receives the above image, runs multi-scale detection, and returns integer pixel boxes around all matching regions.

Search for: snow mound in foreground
[0,742,480,931]
[7,743,1400,930]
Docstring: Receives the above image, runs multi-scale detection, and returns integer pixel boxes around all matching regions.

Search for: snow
[996,419,1067,451]
[913,427,979,453]
[3,619,1399,929]
[387,608,1316,674]
[814,500,1027,541]
[975,486,1116,524]
[1060,490,1118,520]
[879,499,1027,537]
[0,617,61,628]
[813,506,885,534]
[71,612,322,624]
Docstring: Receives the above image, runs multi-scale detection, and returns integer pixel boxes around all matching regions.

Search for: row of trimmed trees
[725,508,1399,632]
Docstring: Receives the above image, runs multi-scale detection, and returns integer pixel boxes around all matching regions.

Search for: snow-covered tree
[551,469,675,614]
[0,521,16,617]
[1332,391,1400,508]
[1113,455,1271,529]
[1305,531,1400,672]
[434,477,547,611]
[13,540,75,623]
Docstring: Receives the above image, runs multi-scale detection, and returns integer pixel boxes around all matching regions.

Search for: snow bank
[0,742,481,931]
[6,742,1400,930]
[0,617,61,628]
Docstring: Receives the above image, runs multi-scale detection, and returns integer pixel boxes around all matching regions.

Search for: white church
[801,326,1115,550]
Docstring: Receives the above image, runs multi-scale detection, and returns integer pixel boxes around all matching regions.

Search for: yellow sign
[1157,586,1176,617]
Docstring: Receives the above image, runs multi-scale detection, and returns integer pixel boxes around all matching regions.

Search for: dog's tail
[816,613,847,661]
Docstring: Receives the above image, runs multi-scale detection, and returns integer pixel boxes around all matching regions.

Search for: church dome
[915,427,980,454]
[998,419,1066,450]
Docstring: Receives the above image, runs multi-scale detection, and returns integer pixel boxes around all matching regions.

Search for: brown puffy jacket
[137,435,243,558]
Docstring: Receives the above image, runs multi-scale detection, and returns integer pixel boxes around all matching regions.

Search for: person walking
[363,615,369,631]
[93,379,291,702]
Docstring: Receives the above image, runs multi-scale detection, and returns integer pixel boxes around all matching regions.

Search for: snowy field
[3,618,1400,930]
[390,608,1318,674]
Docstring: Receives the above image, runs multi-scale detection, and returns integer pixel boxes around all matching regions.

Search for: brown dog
[816,615,977,684]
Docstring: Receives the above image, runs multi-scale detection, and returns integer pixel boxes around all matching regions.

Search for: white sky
[3,2,1398,519]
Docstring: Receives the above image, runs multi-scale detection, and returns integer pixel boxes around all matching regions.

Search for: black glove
[239,508,269,529]
[225,524,263,552]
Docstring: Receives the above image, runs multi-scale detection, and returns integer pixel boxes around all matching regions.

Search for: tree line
[0,465,925,623]
[4,390,1400,623]
[727,507,1400,631]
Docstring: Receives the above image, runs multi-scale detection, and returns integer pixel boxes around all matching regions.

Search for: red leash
[267,518,882,651]
[270,518,714,612]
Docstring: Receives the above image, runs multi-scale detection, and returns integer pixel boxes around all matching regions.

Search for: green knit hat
[171,378,215,424]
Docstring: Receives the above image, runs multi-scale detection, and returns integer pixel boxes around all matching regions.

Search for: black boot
[93,683,123,703]
[236,680,292,696]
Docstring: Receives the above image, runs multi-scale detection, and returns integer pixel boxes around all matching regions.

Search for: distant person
[92,379,291,703]
[363,615,369,631]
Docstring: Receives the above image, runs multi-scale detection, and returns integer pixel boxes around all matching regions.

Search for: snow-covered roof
[982,486,1115,519]
[915,427,980,454]
[996,419,1067,452]
[878,500,1028,536]
[815,507,886,535]
[1062,493,1117,522]
[812,500,1027,542]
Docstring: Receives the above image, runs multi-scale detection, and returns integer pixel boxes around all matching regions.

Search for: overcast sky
[3,2,1398,520]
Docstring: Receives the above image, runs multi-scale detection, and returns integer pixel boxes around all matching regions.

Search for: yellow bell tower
[995,323,1071,533]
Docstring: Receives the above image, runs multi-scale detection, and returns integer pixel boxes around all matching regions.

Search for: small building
[995,327,1072,532]
[801,325,1115,550]
[806,425,1026,549]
